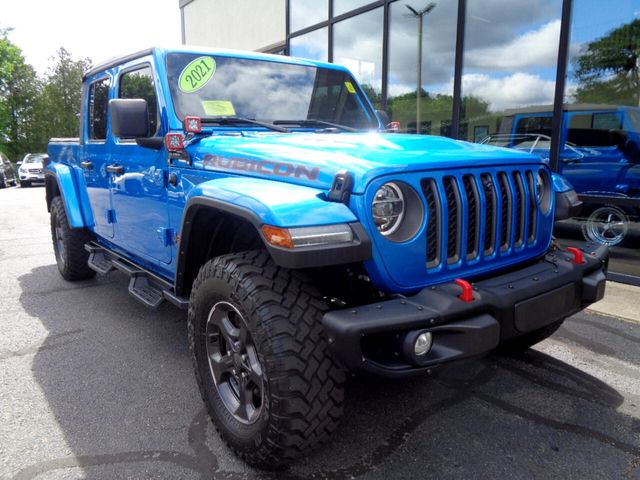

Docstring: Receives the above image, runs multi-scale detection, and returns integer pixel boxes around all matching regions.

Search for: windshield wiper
[201,116,290,133]
[272,119,359,132]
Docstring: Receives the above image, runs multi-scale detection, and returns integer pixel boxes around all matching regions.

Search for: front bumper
[323,243,608,377]
[19,172,45,182]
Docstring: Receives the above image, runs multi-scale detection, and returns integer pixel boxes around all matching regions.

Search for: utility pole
[406,3,436,134]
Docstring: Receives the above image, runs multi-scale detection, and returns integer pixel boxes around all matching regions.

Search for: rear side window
[515,116,552,137]
[567,112,623,147]
[88,78,110,140]
[119,66,159,135]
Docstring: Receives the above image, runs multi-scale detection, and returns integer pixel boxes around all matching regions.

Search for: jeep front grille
[420,169,539,269]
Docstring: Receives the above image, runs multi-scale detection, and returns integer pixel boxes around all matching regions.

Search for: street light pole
[406,3,436,134]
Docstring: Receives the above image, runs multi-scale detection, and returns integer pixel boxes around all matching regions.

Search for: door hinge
[156,227,175,247]
[105,209,116,224]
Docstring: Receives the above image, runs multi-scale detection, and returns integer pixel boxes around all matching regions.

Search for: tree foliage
[34,48,92,145]
[0,29,41,159]
[0,33,90,162]
[574,19,639,106]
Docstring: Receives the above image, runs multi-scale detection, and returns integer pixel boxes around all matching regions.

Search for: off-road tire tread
[188,250,345,469]
[498,318,565,354]
[50,196,95,281]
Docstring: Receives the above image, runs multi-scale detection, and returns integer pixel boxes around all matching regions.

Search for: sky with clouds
[4,0,639,113]
[2,0,182,76]
[292,0,639,112]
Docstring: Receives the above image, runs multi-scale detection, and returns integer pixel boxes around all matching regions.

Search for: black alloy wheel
[205,300,264,424]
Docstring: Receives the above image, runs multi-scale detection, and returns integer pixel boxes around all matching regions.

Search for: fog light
[414,332,433,356]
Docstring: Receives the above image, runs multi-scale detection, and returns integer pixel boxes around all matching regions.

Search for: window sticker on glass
[202,100,236,116]
[179,56,216,93]
[344,81,356,94]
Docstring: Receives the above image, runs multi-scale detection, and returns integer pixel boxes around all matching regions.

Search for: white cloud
[461,72,556,112]
[466,20,561,71]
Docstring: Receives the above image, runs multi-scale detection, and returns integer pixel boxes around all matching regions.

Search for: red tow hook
[454,278,474,303]
[566,247,584,265]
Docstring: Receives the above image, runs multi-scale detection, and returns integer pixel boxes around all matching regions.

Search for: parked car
[45,47,607,469]
[0,152,17,188]
[18,153,47,187]
[483,104,640,246]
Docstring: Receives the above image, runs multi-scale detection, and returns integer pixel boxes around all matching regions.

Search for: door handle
[106,164,125,175]
[80,160,93,170]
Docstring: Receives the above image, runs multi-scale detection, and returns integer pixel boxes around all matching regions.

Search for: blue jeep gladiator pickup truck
[46,47,607,468]
[484,104,640,246]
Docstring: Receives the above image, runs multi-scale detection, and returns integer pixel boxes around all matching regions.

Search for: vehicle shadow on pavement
[15,265,640,479]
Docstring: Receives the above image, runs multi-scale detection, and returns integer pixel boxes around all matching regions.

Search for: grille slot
[421,169,539,270]
[497,172,512,252]
[512,171,526,247]
[480,173,496,256]
[422,178,441,268]
[525,170,538,243]
[443,176,461,264]
[462,175,480,260]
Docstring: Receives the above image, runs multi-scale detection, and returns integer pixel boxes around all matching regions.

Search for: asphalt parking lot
[1,186,639,480]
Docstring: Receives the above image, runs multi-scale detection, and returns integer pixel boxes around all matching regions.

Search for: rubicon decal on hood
[201,154,321,181]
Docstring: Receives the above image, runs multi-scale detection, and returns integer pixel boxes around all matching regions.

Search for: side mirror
[109,99,149,138]
[16,161,22,166]
[376,110,390,127]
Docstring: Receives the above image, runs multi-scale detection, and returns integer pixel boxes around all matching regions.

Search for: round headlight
[535,171,546,203]
[372,182,405,236]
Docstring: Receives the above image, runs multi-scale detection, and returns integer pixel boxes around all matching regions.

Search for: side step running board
[85,242,189,310]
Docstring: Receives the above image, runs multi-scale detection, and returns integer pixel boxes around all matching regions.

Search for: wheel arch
[44,164,91,229]
[174,196,372,297]
[175,198,266,296]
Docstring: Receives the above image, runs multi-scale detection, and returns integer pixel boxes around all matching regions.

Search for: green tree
[0,29,41,160]
[574,19,640,106]
[34,47,91,144]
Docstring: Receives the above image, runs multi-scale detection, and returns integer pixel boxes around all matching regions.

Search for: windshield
[166,53,377,130]
[24,154,45,164]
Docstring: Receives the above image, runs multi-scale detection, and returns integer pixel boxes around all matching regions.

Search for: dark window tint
[567,112,624,147]
[119,66,159,135]
[515,116,553,137]
[88,78,109,140]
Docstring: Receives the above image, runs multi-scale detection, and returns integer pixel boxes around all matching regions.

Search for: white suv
[18,153,47,187]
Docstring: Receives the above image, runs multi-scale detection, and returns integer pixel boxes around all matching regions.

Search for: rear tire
[188,250,345,469]
[498,319,565,354]
[50,196,96,281]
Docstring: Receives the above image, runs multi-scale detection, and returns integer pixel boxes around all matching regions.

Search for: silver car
[18,153,47,187]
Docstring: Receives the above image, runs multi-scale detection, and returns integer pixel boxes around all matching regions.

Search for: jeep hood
[187,132,541,194]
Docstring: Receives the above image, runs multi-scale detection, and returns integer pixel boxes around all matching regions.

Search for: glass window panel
[119,66,159,135]
[461,0,562,143]
[334,0,374,17]
[333,7,384,108]
[289,27,329,62]
[290,0,328,33]
[88,78,109,141]
[554,0,640,280]
[388,1,458,134]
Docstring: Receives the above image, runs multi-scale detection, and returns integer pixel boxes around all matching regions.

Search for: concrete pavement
[1,185,639,480]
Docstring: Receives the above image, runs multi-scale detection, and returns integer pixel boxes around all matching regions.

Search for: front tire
[50,196,96,281]
[188,250,345,469]
[21,180,30,188]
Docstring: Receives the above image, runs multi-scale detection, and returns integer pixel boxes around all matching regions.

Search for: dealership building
[179,0,640,283]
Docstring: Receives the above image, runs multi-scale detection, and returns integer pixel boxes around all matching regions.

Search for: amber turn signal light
[261,225,294,249]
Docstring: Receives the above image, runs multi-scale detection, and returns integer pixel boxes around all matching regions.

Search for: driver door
[109,62,172,264]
